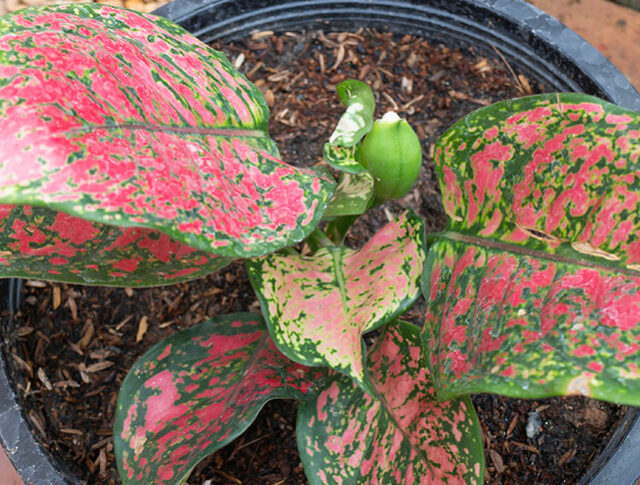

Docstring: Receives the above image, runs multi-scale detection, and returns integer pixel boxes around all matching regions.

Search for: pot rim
[153,0,640,110]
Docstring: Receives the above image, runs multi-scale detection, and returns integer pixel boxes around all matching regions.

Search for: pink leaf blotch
[426,93,640,405]
[246,210,426,390]
[298,320,484,484]
[114,313,321,484]
[0,205,231,286]
[0,4,334,264]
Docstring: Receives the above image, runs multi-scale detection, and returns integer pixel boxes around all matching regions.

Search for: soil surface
[1,29,627,485]
[5,0,640,93]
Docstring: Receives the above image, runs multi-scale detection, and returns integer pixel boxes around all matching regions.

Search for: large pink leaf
[114,313,321,484]
[424,93,640,405]
[0,5,334,277]
[246,211,426,390]
[297,321,483,484]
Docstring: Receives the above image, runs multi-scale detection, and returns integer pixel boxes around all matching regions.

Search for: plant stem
[306,228,336,253]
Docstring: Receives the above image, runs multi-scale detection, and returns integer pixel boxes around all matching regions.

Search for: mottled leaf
[424,93,640,405]
[323,143,366,174]
[328,80,375,147]
[298,321,484,484]
[114,313,320,484]
[323,171,375,218]
[247,211,426,390]
[0,204,231,286]
[0,5,334,269]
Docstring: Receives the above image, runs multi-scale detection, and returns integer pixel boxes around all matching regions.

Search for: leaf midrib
[371,384,433,478]
[173,330,269,485]
[225,332,270,409]
[332,249,350,322]
[441,231,640,278]
[70,123,267,138]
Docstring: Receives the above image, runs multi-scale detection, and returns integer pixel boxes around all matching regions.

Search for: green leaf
[323,143,366,174]
[328,80,375,147]
[323,171,375,218]
[297,321,484,485]
[0,5,334,283]
[322,80,375,174]
[247,211,426,391]
[113,313,321,484]
[424,93,640,405]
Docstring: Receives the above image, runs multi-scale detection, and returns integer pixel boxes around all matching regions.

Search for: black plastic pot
[1,1,640,484]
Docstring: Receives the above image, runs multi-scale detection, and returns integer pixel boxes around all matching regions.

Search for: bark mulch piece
[1,29,627,485]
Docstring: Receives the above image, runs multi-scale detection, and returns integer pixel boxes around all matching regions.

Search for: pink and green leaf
[0,5,334,265]
[297,320,484,484]
[0,205,231,286]
[424,93,640,405]
[247,211,426,391]
[114,313,321,484]
[323,171,375,218]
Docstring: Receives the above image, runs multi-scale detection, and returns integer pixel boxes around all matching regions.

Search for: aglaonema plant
[2,4,640,485]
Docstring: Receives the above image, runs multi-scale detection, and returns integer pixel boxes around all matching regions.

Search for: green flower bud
[360,112,422,201]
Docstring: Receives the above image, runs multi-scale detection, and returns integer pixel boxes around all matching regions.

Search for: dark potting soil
[0,29,628,485]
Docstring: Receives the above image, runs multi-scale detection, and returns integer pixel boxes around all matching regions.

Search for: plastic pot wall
[154,0,640,111]
[1,1,640,484]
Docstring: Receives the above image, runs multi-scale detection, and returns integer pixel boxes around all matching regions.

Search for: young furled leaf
[424,93,640,405]
[323,80,375,173]
[360,111,423,201]
[328,80,375,147]
[0,5,334,273]
[298,321,484,485]
[247,211,426,391]
[114,314,320,485]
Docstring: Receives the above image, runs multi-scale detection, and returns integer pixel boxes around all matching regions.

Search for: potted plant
[1,1,640,484]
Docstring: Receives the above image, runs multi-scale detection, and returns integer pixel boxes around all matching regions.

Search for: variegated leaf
[328,80,375,147]
[0,5,334,274]
[114,313,320,484]
[323,143,366,174]
[424,93,640,405]
[0,205,230,286]
[323,171,375,218]
[247,211,426,390]
[298,321,484,484]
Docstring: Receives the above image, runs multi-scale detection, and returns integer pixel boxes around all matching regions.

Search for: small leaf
[323,172,375,218]
[297,321,484,484]
[328,80,375,147]
[114,313,320,485]
[247,211,426,390]
[424,93,640,406]
[0,5,334,266]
